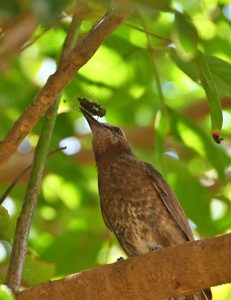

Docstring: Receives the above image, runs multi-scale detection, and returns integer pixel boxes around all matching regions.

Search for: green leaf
[0,285,15,300]
[0,206,11,242]
[172,12,198,61]
[206,55,231,96]
[167,107,228,181]
[170,50,223,138]
[171,50,231,96]
[170,49,198,81]
[196,51,223,133]
[154,110,168,175]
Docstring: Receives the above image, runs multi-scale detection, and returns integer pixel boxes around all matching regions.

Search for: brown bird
[81,108,212,300]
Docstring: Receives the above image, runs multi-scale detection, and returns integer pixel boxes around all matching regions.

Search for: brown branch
[5,14,83,293]
[0,13,38,71]
[0,6,133,169]
[5,97,61,293]
[16,233,231,300]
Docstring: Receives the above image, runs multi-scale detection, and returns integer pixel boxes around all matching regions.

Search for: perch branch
[16,233,231,300]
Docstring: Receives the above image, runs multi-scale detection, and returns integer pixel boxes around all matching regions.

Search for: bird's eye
[113,127,123,136]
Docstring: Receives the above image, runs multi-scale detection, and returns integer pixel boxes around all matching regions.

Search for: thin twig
[60,14,81,63]
[140,17,165,110]
[5,14,81,293]
[141,15,167,175]
[0,146,66,206]
[123,21,172,43]
[21,27,51,51]
[21,14,65,52]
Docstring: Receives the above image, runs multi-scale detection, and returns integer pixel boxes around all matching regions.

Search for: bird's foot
[116,257,125,262]
[149,245,162,251]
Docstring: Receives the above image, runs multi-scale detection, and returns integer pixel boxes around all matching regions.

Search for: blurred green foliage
[0,0,231,299]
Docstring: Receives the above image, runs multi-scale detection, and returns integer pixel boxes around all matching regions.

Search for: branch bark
[5,15,82,293]
[0,6,133,168]
[5,98,61,293]
[16,233,231,300]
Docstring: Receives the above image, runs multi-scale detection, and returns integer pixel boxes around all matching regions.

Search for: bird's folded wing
[144,162,194,241]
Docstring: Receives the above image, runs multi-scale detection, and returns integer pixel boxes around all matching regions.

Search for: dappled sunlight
[2,197,16,217]
[78,45,130,88]
[59,136,81,155]
[17,139,33,154]
[74,117,91,135]
[34,58,57,86]
[42,173,82,208]
[0,243,7,263]
[0,0,230,297]
[210,199,228,221]
[223,5,231,21]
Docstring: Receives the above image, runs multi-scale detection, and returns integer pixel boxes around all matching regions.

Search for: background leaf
[196,51,223,133]
[172,12,198,61]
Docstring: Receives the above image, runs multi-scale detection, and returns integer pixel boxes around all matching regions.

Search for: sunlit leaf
[171,50,223,139]
[172,12,198,61]
[170,49,198,81]
[196,51,223,136]
[206,55,231,96]
[168,107,228,181]
[170,50,231,96]
[0,285,15,300]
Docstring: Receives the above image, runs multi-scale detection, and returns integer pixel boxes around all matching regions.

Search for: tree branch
[5,97,61,293]
[5,14,82,293]
[16,233,231,300]
[0,6,133,168]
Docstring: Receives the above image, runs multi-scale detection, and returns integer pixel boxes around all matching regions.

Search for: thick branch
[17,233,231,300]
[0,7,132,168]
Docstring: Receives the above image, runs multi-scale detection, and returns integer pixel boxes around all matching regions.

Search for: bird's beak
[80,107,102,130]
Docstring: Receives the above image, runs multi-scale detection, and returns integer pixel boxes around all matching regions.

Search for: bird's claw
[149,245,162,251]
[116,257,125,262]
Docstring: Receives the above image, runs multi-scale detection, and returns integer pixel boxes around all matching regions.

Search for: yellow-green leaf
[172,12,198,61]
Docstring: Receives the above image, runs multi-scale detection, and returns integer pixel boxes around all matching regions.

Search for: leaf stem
[140,15,167,174]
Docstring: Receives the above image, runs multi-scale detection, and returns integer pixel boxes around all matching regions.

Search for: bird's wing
[144,162,194,241]
[97,171,113,231]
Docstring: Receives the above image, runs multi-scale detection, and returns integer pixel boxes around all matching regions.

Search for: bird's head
[81,108,133,161]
